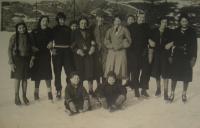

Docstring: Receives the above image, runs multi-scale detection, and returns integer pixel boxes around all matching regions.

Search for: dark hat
[56,12,66,21]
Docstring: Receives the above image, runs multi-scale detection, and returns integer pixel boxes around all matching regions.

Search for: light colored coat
[104,25,132,79]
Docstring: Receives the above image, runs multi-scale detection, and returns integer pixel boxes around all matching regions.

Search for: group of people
[8,11,197,115]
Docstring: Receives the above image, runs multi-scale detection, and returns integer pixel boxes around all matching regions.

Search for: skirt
[31,51,52,81]
[11,55,31,80]
[74,54,95,81]
[171,54,192,82]
[151,51,172,79]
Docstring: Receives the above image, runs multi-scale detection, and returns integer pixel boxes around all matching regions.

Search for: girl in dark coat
[149,16,174,100]
[72,17,96,95]
[8,22,33,105]
[169,14,197,103]
[31,16,53,100]
[97,71,127,112]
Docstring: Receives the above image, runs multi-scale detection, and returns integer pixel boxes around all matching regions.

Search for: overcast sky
[0,0,198,7]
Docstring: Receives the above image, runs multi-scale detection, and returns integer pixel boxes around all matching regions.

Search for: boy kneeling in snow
[97,71,127,112]
[64,72,90,115]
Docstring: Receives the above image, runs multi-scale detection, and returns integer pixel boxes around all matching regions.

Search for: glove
[10,64,16,72]
[88,46,95,55]
[69,102,77,113]
[165,42,174,50]
[77,49,85,57]
[47,42,53,49]
[29,58,35,68]
[51,49,57,56]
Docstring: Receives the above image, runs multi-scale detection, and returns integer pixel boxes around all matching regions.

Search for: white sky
[0,0,197,7]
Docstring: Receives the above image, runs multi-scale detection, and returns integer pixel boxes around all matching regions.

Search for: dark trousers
[52,48,75,91]
[128,51,152,90]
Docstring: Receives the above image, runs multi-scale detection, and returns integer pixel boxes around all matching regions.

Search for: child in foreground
[64,72,90,115]
[97,71,127,112]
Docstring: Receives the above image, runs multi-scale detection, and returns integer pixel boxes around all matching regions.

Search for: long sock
[156,78,161,90]
[45,80,52,92]
[163,79,169,94]
[183,81,189,95]
[171,80,177,92]
[14,79,20,96]
[22,80,28,96]
[35,80,40,94]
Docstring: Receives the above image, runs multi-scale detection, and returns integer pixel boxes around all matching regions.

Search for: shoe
[164,93,169,101]
[141,90,150,97]
[109,105,118,112]
[15,95,21,105]
[48,92,53,100]
[182,94,187,103]
[134,89,140,97]
[34,92,39,100]
[169,93,174,102]
[155,89,161,96]
[56,91,61,99]
[23,96,29,105]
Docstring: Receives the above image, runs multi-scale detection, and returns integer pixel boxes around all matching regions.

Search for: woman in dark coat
[72,17,96,95]
[149,16,174,100]
[169,14,197,102]
[31,15,53,100]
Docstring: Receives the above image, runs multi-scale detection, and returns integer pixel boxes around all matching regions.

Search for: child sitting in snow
[64,72,90,115]
[97,71,127,112]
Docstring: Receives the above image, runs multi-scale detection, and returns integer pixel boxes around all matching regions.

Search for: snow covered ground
[0,32,200,128]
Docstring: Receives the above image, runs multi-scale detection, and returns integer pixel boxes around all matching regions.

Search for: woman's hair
[158,16,168,24]
[15,22,29,54]
[178,13,190,22]
[127,14,135,19]
[37,15,49,29]
[69,71,80,80]
[106,71,117,80]
[56,12,66,23]
[78,16,89,26]
[113,14,123,21]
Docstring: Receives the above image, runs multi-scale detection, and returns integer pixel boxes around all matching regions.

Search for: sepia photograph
[0,0,200,128]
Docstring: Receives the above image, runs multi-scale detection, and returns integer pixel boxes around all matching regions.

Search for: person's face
[79,19,87,29]
[70,23,77,31]
[58,18,65,26]
[40,17,48,28]
[96,16,104,25]
[70,75,80,86]
[180,17,189,28]
[137,14,145,24]
[107,76,116,85]
[127,16,135,25]
[160,19,168,28]
[18,24,26,34]
[114,17,121,26]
